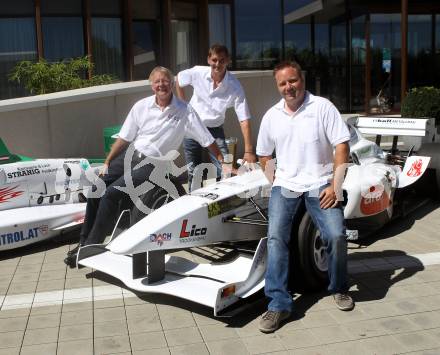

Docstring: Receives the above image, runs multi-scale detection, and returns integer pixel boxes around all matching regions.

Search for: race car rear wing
[355,117,430,137]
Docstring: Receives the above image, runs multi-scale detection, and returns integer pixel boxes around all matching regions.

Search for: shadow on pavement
[348,249,425,303]
[353,200,439,247]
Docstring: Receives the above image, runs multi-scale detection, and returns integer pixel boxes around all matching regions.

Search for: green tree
[401,86,440,126]
[9,56,117,95]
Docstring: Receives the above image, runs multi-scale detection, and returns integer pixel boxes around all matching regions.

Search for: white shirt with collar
[256,92,350,192]
[118,95,214,157]
[177,66,251,128]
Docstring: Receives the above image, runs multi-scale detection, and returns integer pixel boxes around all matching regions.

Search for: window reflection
[235,0,282,69]
[284,21,313,90]
[436,15,440,86]
[285,23,312,64]
[328,21,347,110]
[171,20,198,72]
[408,15,432,88]
[0,18,37,99]
[132,21,159,80]
[351,16,366,111]
[42,17,84,62]
[370,14,401,111]
[209,4,232,53]
[92,18,124,80]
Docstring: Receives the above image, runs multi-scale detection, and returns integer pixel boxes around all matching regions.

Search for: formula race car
[78,116,440,316]
[0,138,96,251]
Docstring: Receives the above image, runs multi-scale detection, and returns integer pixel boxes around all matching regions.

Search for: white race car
[0,139,96,251]
[77,117,439,316]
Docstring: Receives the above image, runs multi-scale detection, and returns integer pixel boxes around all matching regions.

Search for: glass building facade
[1,0,440,114]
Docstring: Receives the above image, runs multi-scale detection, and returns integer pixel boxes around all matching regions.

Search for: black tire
[130,177,186,225]
[290,211,329,292]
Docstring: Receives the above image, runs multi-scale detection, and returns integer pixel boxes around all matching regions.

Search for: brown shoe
[333,293,354,311]
[258,310,291,333]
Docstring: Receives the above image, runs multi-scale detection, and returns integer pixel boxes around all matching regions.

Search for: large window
[171,20,198,72]
[370,14,401,110]
[91,18,124,79]
[209,4,232,53]
[328,20,347,110]
[0,18,37,99]
[284,19,313,90]
[408,15,432,88]
[0,1,36,99]
[350,15,366,111]
[91,0,124,80]
[235,0,282,69]
[132,0,159,80]
[42,17,84,62]
[284,23,312,65]
[437,15,440,85]
[132,21,159,80]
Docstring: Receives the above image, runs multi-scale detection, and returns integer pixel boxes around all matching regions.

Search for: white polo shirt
[177,66,251,128]
[256,92,350,192]
[118,95,214,157]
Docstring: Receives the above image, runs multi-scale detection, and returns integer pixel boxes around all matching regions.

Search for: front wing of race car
[78,169,271,315]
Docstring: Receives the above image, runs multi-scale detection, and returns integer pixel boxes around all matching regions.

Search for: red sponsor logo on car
[360,189,391,216]
[406,159,423,177]
[0,185,24,203]
[179,219,207,238]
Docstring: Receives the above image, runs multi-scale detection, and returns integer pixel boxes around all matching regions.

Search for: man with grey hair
[64,66,223,267]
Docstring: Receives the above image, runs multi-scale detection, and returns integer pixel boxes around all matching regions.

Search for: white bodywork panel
[80,238,268,316]
[109,169,270,255]
[397,155,431,188]
[0,203,85,251]
[0,158,95,250]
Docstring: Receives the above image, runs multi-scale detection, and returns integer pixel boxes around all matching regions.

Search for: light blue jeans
[265,185,348,312]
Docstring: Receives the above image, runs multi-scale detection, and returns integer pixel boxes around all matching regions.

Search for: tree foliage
[9,56,116,95]
[401,86,440,125]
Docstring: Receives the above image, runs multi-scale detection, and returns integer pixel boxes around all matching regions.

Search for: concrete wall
[0,70,278,165]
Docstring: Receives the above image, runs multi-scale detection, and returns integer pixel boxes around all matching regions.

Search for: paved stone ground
[0,201,439,355]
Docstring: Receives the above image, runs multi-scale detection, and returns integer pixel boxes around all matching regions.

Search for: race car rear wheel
[130,177,186,225]
[295,212,329,291]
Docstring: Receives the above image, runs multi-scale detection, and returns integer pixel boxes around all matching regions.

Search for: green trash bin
[103,125,122,155]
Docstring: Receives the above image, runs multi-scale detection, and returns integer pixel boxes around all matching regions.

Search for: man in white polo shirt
[256,61,353,333]
[64,66,223,267]
[176,44,256,190]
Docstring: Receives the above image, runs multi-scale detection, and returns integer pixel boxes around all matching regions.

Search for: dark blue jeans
[183,126,228,191]
[265,185,348,312]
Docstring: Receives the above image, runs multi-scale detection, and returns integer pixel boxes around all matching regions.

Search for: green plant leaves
[8,56,117,95]
[401,86,440,126]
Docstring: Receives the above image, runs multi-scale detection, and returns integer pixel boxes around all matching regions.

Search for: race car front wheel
[293,212,329,291]
[130,177,186,225]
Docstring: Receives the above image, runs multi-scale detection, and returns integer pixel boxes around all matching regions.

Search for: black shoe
[67,244,81,256]
[64,254,77,268]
